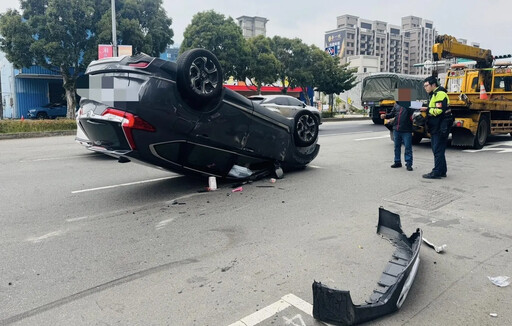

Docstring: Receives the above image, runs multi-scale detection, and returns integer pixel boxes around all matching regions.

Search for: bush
[0,119,77,134]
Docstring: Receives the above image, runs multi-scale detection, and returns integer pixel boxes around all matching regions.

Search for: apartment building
[325,14,439,75]
[237,16,269,39]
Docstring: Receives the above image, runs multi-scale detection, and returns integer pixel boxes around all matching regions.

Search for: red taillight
[129,62,149,68]
[454,121,463,127]
[102,108,155,150]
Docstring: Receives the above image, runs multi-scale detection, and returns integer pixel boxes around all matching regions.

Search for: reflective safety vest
[428,87,450,117]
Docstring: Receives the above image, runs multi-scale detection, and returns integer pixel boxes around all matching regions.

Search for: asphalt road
[1,120,511,325]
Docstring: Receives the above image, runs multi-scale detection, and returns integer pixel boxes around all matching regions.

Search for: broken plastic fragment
[228,165,253,178]
[487,276,510,287]
[313,207,422,325]
[231,187,243,193]
[422,237,447,253]
[490,313,498,317]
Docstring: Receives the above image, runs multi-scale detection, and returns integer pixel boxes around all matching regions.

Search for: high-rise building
[401,16,436,75]
[237,16,268,39]
[325,14,443,75]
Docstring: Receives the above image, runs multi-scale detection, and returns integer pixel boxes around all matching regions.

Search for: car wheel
[36,112,48,119]
[294,111,319,147]
[176,49,223,107]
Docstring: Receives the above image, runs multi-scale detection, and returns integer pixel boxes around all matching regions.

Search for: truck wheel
[473,116,489,149]
[412,133,423,144]
[176,49,223,107]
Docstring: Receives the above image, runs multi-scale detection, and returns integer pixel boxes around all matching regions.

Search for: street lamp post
[111,0,117,56]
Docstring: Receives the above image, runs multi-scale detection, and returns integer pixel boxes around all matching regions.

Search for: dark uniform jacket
[385,103,413,132]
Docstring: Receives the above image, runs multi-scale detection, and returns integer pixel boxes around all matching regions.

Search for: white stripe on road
[227,293,323,326]
[26,230,65,243]
[355,135,389,141]
[156,218,176,230]
[71,176,179,194]
[20,155,86,163]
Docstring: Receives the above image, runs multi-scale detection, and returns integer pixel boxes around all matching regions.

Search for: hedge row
[0,119,77,134]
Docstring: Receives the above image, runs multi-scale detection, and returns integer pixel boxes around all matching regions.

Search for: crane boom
[432,34,493,68]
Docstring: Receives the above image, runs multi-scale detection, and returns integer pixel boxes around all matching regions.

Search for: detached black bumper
[313,207,422,325]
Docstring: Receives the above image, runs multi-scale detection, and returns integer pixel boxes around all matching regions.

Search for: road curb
[323,116,371,122]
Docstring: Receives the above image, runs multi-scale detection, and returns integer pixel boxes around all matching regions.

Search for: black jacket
[385,103,413,132]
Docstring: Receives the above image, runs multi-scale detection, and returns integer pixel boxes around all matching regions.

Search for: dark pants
[393,131,413,166]
[430,132,447,175]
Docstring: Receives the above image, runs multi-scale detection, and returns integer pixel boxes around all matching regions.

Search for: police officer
[420,76,453,179]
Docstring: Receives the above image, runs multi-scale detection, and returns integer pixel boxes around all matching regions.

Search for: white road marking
[307,165,322,169]
[71,176,179,193]
[228,299,291,326]
[227,293,324,326]
[20,155,86,163]
[156,218,176,230]
[26,230,65,243]
[355,135,390,141]
[66,216,89,222]
[463,141,512,153]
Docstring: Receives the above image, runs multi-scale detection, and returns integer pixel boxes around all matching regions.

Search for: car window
[274,97,288,105]
[288,97,303,106]
[249,97,264,104]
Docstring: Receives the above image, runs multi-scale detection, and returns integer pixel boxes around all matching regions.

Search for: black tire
[36,112,48,119]
[372,117,384,125]
[176,49,223,107]
[473,116,489,149]
[294,111,319,147]
[412,132,423,144]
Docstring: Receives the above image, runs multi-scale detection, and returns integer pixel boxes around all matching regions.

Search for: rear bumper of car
[313,207,422,325]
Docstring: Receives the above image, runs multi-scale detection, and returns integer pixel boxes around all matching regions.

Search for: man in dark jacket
[381,102,414,171]
[420,76,453,179]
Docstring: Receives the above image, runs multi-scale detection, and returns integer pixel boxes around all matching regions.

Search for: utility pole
[111,0,117,57]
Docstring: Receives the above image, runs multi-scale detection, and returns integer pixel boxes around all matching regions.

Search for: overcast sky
[1,0,511,55]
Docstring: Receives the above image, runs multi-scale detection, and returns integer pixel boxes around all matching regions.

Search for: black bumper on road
[312,207,422,325]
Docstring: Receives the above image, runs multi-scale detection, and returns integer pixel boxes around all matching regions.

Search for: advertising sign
[325,46,336,57]
[118,45,133,56]
[98,45,113,59]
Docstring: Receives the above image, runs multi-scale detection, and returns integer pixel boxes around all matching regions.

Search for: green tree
[246,35,280,94]
[0,0,173,119]
[181,10,247,80]
[313,46,357,96]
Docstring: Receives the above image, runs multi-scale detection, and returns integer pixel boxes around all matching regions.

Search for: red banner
[98,45,113,59]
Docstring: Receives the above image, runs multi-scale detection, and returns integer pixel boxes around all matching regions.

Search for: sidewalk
[323,114,370,122]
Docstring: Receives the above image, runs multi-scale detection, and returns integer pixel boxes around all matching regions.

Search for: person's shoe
[406,165,413,171]
[422,172,441,179]
[440,173,447,178]
[390,162,402,168]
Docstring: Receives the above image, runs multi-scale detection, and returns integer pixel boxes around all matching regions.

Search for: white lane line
[72,176,179,194]
[156,218,176,230]
[20,155,86,163]
[355,135,389,141]
[66,216,89,222]
[227,293,323,326]
[26,230,65,243]
[228,299,291,326]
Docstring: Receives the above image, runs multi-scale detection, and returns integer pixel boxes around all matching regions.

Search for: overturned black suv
[76,49,320,179]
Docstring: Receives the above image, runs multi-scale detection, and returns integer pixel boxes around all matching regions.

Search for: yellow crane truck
[414,34,512,149]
